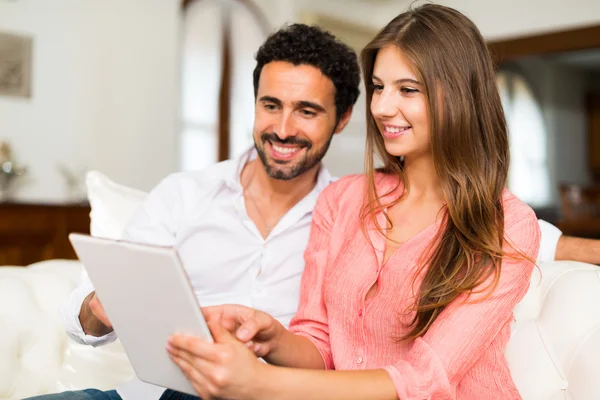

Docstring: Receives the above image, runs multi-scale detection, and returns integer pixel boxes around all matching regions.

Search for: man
[30,23,598,400]
[31,23,358,400]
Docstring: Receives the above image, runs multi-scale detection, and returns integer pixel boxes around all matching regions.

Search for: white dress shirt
[537,219,562,263]
[60,147,561,399]
[61,148,333,399]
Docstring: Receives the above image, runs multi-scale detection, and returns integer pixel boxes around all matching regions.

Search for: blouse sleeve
[383,207,541,399]
[288,185,337,370]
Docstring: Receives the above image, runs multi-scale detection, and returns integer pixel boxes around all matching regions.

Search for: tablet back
[69,233,212,395]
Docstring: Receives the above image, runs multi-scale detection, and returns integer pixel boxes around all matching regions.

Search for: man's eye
[264,104,277,110]
[301,110,316,117]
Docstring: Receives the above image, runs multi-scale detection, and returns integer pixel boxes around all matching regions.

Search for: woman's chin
[383,142,409,158]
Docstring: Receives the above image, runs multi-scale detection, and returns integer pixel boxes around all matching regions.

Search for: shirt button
[356,357,363,365]
[358,309,363,317]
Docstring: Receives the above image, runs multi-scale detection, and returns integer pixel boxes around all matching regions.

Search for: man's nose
[274,112,295,140]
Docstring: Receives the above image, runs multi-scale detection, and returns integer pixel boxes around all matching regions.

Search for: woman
[167,4,540,399]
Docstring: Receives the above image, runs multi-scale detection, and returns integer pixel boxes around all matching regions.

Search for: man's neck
[242,159,321,208]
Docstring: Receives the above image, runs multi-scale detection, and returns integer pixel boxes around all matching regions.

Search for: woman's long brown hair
[360,4,510,340]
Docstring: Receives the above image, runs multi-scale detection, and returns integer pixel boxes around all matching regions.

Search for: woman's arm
[168,325,397,400]
[254,364,397,400]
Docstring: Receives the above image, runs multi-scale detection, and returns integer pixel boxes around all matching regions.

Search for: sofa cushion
[0,261,82,399]
[86,171,147,240]
[507,261,600,399]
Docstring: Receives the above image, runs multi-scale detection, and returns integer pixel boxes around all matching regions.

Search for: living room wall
[300,0,600,41]
[0,0,181,201]
[1,0,599,202]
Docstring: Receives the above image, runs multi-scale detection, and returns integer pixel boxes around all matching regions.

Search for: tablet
[69,233,212,396]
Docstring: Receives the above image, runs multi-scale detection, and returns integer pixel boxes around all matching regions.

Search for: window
[180,0,267,171]
[497,71,551,207]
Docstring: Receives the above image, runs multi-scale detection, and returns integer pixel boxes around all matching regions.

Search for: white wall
[2,0,599,201]
[0,0,180,201]
[299,0,600,41]
[253,0,297,30]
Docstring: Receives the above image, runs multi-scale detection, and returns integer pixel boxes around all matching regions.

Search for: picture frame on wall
[0,31,33,98]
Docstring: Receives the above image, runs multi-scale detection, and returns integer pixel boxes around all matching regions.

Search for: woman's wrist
[248,361,275,399]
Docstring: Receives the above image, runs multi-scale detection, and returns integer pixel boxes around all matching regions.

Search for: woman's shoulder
[314,174,369,221]
[501,189,538,230]
[322,173,366,201]
[324,172,398,196]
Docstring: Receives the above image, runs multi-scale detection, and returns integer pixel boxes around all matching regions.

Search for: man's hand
[79,291,113,336]
[202,305,284,358]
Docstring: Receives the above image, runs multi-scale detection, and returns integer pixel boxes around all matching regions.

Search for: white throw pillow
[86,171,147,239]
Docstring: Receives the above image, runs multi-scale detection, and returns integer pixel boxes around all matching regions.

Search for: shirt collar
[223,147,257,191]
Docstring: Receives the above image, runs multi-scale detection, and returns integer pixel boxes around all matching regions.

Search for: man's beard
[254,132,334,180]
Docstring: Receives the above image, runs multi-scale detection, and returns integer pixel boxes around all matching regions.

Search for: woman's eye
[372,83,384,92]
[401,87,418,94]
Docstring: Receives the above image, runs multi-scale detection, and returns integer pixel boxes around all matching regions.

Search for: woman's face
[370,45,431,159]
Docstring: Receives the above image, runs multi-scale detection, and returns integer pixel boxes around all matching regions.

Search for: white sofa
[0,261,135,399]
[0,172,598,399]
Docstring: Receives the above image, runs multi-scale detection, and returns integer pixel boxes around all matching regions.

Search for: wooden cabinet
[0,202,90,266]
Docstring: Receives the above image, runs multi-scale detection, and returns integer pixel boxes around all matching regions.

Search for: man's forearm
[79,291,113,337]
[555,235,600,265]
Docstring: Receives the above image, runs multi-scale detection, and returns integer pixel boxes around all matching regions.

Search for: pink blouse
[289,174,540,399]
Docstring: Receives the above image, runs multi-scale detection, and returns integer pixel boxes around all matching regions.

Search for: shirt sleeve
[537,219,562,263]
[61,175,183,346]
[60,269,118,346]
[383,209,541,399]
[288,186,336,370]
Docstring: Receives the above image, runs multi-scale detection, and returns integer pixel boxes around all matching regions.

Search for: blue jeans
[25,390,122,400]
[25,388,200,400]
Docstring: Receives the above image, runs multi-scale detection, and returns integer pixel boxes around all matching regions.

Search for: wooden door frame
[488,24,600,64]
[181,0,270,161]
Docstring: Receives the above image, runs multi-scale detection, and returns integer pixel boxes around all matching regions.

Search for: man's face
[253,61,343,180]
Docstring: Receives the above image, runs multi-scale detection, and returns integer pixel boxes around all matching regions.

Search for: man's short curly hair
[253,24,361,120]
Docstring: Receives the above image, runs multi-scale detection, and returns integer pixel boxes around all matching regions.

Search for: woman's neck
[402,155,444,203]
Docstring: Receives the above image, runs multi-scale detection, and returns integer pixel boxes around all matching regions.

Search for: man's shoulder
[159,158,238,193]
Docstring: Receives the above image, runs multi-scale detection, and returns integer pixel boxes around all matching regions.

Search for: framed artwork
[0,31,33,98]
